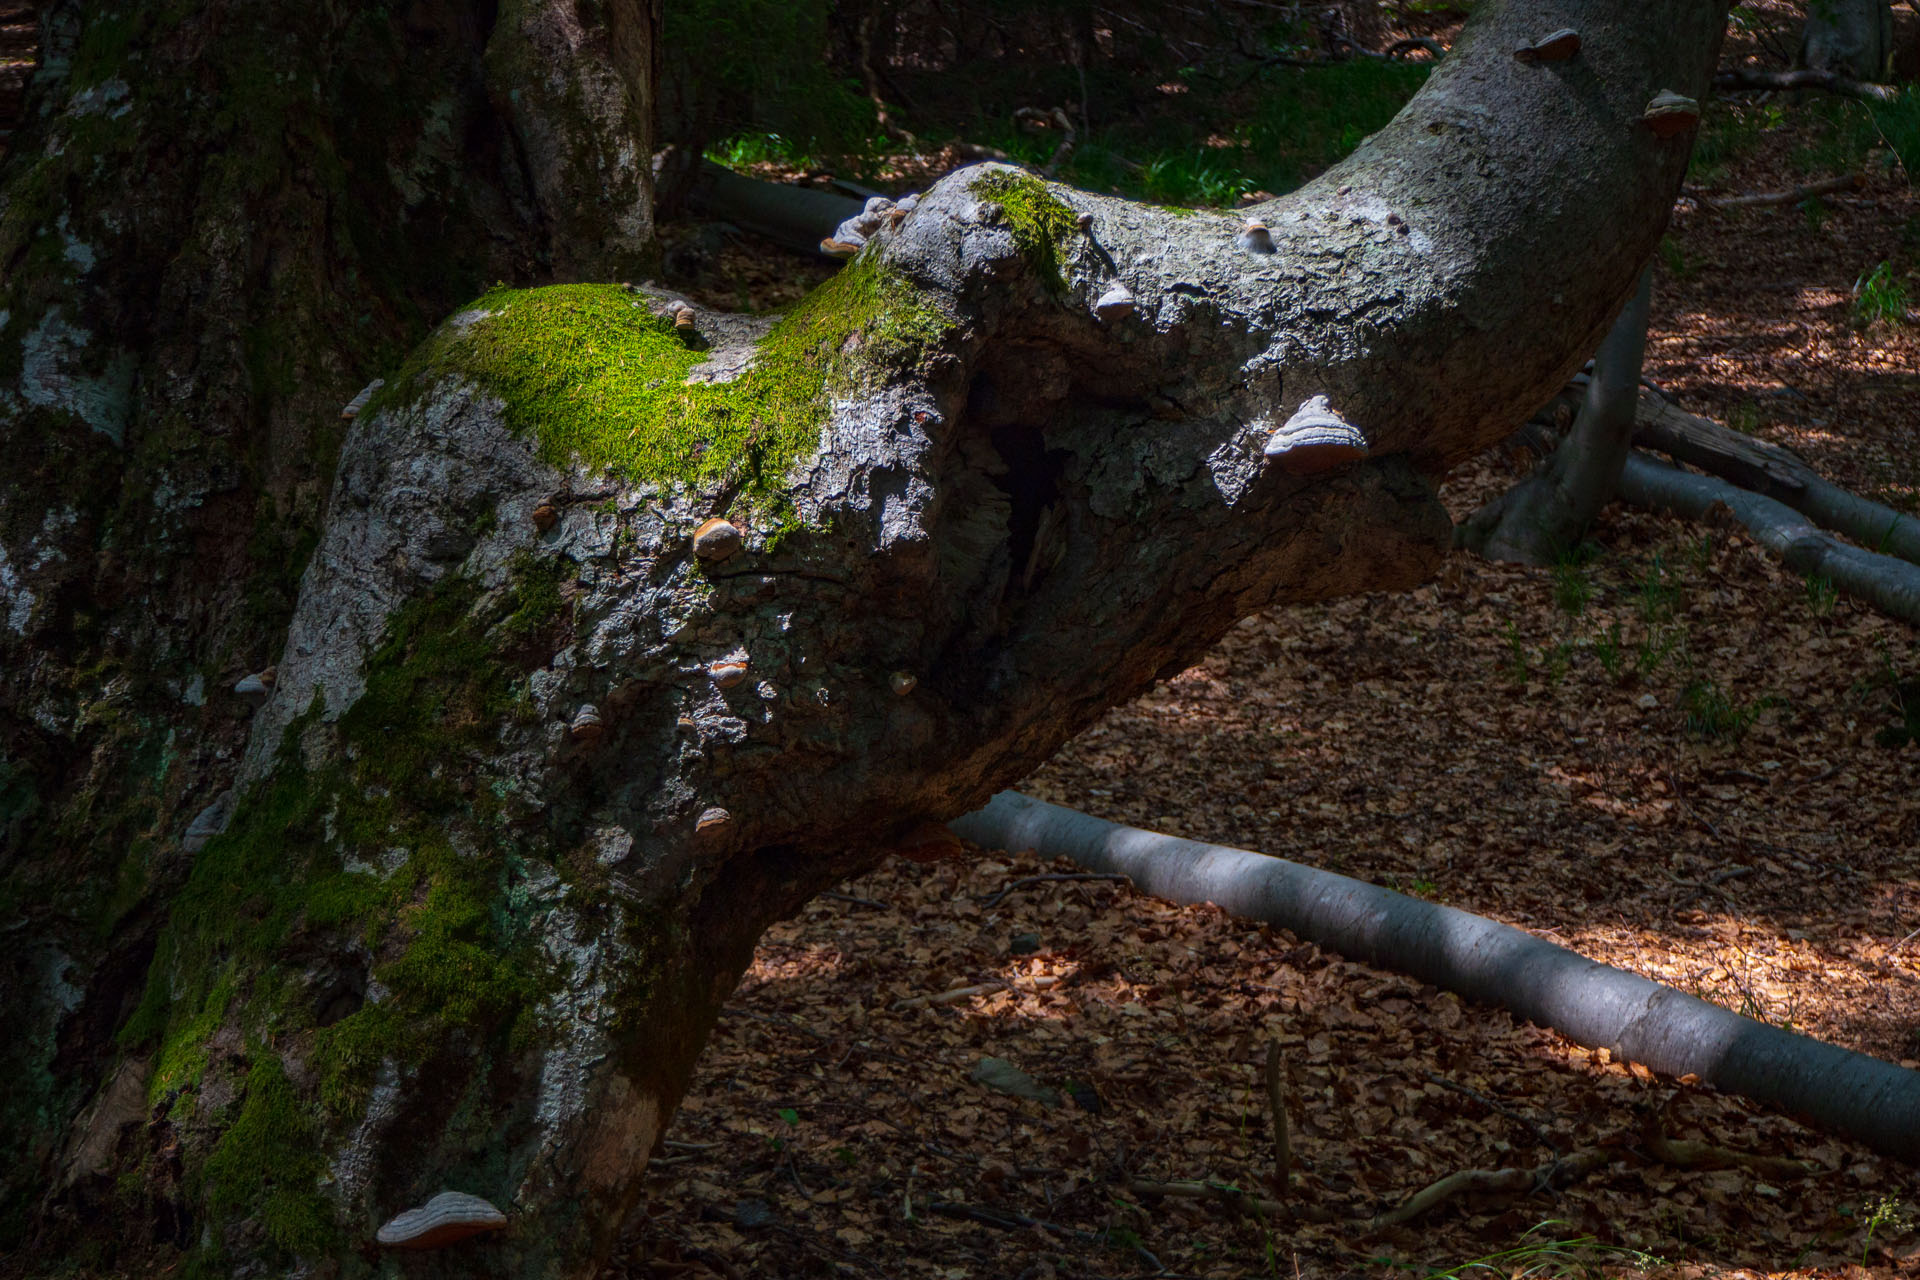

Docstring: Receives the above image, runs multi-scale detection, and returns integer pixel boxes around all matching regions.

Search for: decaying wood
[1620,453,1920,625]
[1629,390,1920,567]
[952,793,1920,1163]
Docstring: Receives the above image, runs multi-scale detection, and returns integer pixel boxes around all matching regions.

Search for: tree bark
[1799,0,1894,81]
[2,2,1726,1275]
[1457,266,1653,564]
[951,792,1920,1163]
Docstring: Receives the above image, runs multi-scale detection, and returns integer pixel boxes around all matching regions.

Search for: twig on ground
[981,872,1132,908]
[820,890,890,909]
[1370,1148,1613,1229]
[1686,172,1865,211]
[1264,1041,1292,1192]
[891,975,1060,1010]
[1420,1072,1559,1156]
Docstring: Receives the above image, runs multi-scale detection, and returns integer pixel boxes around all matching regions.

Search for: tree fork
[2,2,1727,1274]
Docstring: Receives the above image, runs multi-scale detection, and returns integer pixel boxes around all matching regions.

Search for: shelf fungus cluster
[375,1191,508,1250]
[1262,396,1371,476]
[820,193,919,259]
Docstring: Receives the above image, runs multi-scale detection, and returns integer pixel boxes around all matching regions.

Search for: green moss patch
[122,558,572,1262]
[969,169,1077,292]
[384,256,946,531]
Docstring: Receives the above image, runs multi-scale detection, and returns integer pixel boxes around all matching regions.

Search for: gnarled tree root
[952,793,1920,1164]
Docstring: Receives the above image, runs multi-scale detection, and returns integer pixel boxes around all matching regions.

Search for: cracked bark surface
[1,2,1725,1275]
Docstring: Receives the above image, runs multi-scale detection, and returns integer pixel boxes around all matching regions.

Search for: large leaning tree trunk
[0,2,1724,1276]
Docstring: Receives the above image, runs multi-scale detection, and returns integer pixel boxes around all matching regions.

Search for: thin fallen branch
[1263,1042,1291,1192]
[1126,1178,1343,1224]
[891,975,1060,1010]
[980,871,1131,909]
[1620,451,1920,626]
[1643,1131,1817,1178]
[951,793,1920,1164]
[1686,172,1865,210]
[1714,65,1902,103]
[1370,1148,1612,1229]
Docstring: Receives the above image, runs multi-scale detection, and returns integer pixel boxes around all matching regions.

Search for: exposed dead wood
[1620,452,1920,625]
[1633,392,1920,566]
[1714,65,1901,102]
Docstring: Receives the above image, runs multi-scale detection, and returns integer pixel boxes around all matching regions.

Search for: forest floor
[624,16,1920,1280]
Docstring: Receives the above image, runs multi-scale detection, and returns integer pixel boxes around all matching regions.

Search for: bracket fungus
[1514,28,1580,62]
[340,379,385,420]
[375,1190,508,1250]
[569,704,605,746]
[889,670,918,697]
[709,659,749,689]
[233,667,276,698]
[1641,91,1700,139]
[1262,396,1371,476]
[1093,282,1136,322]
[692,517,743,563]
[531,502,558,532]
[1238,220,1276,255]
[672,304,697,333]
[695,806,732,836]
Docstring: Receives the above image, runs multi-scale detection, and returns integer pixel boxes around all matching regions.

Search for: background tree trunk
[1457,266,1653,564]
[0,0,655,1261]
[2,1,1726,1275]
[1800,0,1894,80]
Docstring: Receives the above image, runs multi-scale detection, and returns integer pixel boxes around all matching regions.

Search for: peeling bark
[1,2,1728,1275]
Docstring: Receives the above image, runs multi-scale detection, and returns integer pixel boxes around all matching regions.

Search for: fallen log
[1714,65,1902,103]
[1629,390,1920,568]
[1620,451,1920,625]
[951,793,1920,1164]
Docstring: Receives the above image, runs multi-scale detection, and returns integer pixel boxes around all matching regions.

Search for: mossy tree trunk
[0,0,655,1268]
[3,2,1724,1277]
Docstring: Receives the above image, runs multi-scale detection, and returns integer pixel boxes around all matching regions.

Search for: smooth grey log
[1621,451,1920,624]
[1631,392,1920,568]
[684,160,864,256]
[953,792,1920,1164]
